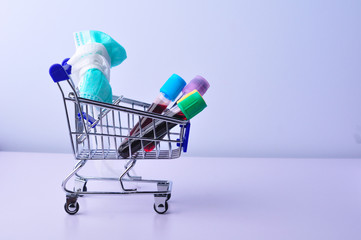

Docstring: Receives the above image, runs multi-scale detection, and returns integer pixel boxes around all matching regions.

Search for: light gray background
[0,0,361,158]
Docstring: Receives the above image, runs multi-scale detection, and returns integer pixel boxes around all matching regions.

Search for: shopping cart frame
[49,60,190,214]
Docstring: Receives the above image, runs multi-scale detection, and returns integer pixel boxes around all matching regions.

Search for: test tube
[144,76,210,152]
[118,90,207,158]
[121,74,186,141]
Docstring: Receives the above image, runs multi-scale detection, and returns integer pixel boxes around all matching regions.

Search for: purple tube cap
[182,75,210,96]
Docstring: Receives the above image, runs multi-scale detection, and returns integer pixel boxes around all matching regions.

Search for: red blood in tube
[143,111,186,152]
[118,109,187,158]
[129,103,168,136]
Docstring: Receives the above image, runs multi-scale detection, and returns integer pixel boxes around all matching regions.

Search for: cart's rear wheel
[64,202,79,215]
[154,202,168,214]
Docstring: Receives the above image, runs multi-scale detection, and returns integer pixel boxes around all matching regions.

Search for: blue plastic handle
[177,122,191,153]
[183,122,191,152]
[62,58,70,66]
[62,58,72,75]
[78,112,97,128]
[49,58,71,83]
[49,63,69,83]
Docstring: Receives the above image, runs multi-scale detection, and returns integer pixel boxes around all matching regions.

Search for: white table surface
[0,151,360,240]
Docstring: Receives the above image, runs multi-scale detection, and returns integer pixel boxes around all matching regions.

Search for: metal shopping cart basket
[49,60,191,215]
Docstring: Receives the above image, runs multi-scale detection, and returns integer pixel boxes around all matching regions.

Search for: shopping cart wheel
[153,202,168,214]
[64,201,79,215]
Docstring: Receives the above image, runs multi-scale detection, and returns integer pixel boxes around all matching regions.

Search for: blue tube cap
[160,74,186,101]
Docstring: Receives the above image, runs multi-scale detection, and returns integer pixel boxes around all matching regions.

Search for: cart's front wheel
[64,202,79,215]
[154,202,168,214]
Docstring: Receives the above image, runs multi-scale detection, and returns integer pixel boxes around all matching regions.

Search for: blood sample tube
[120,74,186,145]
[118,90,207,158]
[144,76,210,152]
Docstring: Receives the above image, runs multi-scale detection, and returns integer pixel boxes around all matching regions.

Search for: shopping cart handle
[49,58,72,83]
[49,63,69,83]
[62,58,72,74]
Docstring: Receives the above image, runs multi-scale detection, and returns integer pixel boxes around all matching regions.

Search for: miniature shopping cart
[49,60,190,215]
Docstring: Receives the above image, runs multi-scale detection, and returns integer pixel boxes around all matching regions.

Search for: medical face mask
[68,30,126,104]
[68,43,113,104]
[73,30,127,67]
[78,68,113,104]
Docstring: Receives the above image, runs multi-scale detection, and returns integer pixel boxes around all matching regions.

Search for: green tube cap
[177,90,207,120]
